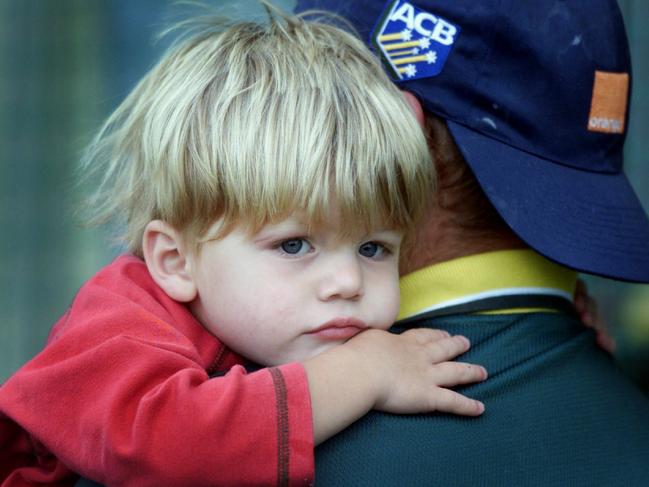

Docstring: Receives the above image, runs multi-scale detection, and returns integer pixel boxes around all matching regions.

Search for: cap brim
[446,121,649,283]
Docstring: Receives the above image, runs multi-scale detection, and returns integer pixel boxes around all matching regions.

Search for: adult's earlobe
[402,91,425,127]
[142,220,197,302]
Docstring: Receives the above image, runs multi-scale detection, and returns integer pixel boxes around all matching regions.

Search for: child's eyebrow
[253,220,309,239]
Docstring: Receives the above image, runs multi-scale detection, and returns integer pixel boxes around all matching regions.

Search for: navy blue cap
[295,0,649,282]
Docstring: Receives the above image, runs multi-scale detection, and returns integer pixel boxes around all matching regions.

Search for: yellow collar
[398,249,577,320]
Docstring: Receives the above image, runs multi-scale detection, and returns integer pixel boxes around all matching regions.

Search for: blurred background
[0,0,648,388]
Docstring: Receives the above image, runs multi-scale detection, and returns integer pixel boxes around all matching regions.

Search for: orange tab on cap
[587,71,629,134]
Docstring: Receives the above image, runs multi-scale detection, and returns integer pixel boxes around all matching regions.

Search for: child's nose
[316,253,364,301]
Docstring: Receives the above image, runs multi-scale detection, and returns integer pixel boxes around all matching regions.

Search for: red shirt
[0,255,314,486]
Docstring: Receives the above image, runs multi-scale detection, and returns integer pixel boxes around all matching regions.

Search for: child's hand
[574,279,616,353]
[304,327,486,444]
[346,328,486,416]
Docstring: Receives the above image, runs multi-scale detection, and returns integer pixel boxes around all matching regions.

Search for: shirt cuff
[270,362,314,486]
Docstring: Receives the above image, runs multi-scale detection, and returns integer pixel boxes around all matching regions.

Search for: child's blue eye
[359,242,386,258]
[280,239,311,255]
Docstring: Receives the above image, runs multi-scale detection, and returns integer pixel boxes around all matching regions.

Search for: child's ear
[402,90,425,128]
[142,220,197,303]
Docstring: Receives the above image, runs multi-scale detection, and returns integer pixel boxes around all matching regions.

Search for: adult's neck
[399,208,527,276]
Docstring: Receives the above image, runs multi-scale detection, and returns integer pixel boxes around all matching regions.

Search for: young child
[0,8,487,486]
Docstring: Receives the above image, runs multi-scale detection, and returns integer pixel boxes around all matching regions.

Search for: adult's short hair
[426,113,510,237]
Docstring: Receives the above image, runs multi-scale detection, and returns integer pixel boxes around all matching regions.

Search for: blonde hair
[81,4,434,256]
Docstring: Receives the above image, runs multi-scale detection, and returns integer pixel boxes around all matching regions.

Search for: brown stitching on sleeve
[206,344,228,376]
[269,367,290,487]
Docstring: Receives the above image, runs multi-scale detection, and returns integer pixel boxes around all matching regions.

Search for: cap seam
[447,120,621,175]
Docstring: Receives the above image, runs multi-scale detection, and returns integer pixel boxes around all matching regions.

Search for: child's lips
[306,317,368,340]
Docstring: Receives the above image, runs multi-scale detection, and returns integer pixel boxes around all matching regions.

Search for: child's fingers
[574,278,587,307]
[429,362,487,386]
[430,388,485,416]
[402,328,450,344]
[596,330,617,353]
[426,335,471,362]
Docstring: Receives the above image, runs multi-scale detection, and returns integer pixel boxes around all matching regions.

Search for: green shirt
[315,250,649,486]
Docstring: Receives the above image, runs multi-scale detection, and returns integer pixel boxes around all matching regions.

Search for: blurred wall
[1,0,648,385]
[585,0,649,387]
[0,0,295,381]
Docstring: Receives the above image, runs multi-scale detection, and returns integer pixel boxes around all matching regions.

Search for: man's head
[297,0,649,283]
[82,6,433,257]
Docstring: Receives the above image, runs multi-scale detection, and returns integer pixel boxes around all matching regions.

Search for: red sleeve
[0,336,314,486]
[0,260,314,486]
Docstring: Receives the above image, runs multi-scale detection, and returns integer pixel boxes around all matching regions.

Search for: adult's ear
[142,220,197,302]
[402,90,425,128]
